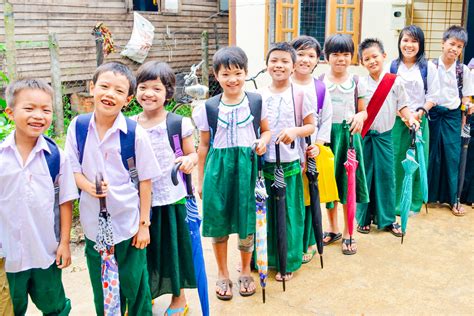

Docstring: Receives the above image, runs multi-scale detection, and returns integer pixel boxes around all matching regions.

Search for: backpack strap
[44,135,61,242]
[246,92,263,138]
[166,112,184,157]
[353,75,359,113]
[419,60,428,94]
[314,78,326,114]
[75,113,93,165]
[389,59,399,75]
[205,94,221,147]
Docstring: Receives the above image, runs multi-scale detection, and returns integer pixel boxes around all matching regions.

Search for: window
[265,0,299,54]
[132,0,179,13]
[300,0,327,59]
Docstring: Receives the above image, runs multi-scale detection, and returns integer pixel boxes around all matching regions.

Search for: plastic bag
[121,12,154,63]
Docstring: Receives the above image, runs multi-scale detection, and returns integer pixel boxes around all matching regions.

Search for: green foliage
[0,70,13,141]
[165,99,192,117]
[122,98,192,118]
[122,98,143,117]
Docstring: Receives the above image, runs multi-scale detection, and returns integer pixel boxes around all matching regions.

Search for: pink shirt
[65,113,160,244]
[0,133,79,273]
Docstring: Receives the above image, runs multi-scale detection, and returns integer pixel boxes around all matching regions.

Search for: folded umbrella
[456,109,471,211]
[415,129,429,213]
[344,134,358,246]
[272,143,288,291]
[171,163,209,316]
[399,127,419,244]
[304,137,324,268]
[94,172,121,316]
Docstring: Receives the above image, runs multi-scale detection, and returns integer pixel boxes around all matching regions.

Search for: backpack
[205,92,262,146]
[431,58,464,99]
[389,59,428,94]
[314,78,326,114]
[319,73,359,113]
[43,136,61,242]
[75,113,139,189]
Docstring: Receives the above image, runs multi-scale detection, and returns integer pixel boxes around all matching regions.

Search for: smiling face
[90,71,132,119]
[400,33,420,63]
[361,45,386,78]
[295,47,318,76]
[6,88,53,140]
[327,52,352,75]
[267,50,295,82]
[442,37,465,63]
[136,78,167,112]
[214,64,247,98]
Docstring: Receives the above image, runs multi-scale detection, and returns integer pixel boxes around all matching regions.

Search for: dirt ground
[27,203,474,315]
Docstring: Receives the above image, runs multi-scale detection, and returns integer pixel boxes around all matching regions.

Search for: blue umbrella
[172,163,209,316]
[415,129,429,213]
[399,128,419,244]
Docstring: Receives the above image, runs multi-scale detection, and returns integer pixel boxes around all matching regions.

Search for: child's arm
[74,173,108,198]
[197,131,210,198]
[277,115,315,145]
[399,106,420,130]
[418,61,440,120]
[255,118,271,156]
[348,97,368,134]
[176,135,198,174]
[132,179,152,249]
[56,200,73,269]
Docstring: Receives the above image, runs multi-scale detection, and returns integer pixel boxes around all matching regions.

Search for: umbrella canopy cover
[399,148,419,240]
[344,141,358,239]
[415,130,428,204]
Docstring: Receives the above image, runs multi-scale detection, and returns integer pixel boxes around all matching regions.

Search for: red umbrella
[344,134,358,245]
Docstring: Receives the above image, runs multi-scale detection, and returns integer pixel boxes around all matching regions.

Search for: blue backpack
[43,136,61,242]
[390,59,428,94]
[75,113,139,189]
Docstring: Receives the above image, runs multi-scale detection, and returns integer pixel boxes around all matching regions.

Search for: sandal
[275,272,294,282]
[322,232,342,246]
[450,204,466,216]
[341,238,357,255]
[384,222,403,237]
[357,225,371,234]
[215,279,233,301]
[238,276,256,297]
[302,247,316,264]
[165,304,189,316]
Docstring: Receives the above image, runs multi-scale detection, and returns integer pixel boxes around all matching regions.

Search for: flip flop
[165,304,189,316]
[302,248,316,264]
[357,225,371,234]
[215,279,233,301]
[384,222,403,237]
[323,232,342,246]
[341,238,357,255]
[275,272,293,282]
[450,204,466,217]
[238,275,256,297]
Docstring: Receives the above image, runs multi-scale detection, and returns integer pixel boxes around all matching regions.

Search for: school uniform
[323,74,369,208]
[65,112,160,316]
[356,73,408,229]
[428,58,474,205]
[0,133,78,315]
[258,85,313,273]
[131,115,196,299]
[193,95,263,241]
[388,60,439,213]
[461,115,474,204]
[292,80,332,253]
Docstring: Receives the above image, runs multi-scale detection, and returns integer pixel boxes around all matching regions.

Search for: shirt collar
[90,112,128,134]
[0,131,50,154]
[437,57,456,72]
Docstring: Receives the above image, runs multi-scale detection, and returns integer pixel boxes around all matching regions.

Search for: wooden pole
[4,0,17,80]
[201,30,209,91]
[48,33,64,135]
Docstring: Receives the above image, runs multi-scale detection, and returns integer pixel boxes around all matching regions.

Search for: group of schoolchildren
[0,23,472,316]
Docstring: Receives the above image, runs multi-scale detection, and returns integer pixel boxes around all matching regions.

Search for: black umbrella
[271,143,288,291]
[304,137,324,268]
[456,110,471,210]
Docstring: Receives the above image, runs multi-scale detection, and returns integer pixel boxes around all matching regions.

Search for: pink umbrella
[344,135,358,245]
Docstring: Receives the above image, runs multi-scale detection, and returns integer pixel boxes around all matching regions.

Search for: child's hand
[416,109,425,122]
[87,180,108,198]
[56,242,72,269]
[348,112,366,134]
[467,103,474,115]
[408,116,420,131]
[132,226,150,249]
[276,128,297,145]
[306,144,320,158]
[175,156,194,175]
[254,139,267,156]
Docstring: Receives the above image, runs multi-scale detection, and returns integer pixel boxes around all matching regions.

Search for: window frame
[265,0,300,57]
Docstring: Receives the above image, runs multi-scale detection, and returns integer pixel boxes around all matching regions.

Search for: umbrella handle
[96,172,104,195]
[171,162,183,186]
[349,134,354,149]
[305,136,311,146]
[410,124,416,147]
[275,142,281,167]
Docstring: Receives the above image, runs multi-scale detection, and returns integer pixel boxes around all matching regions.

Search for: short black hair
[358,38,385,61]
[265,42,297,65]
[443,25,468,45]
[136,61,176,100]
[397,25,426,65]
[6,78,53,109]
[290,35,322,57]
[323,34,354,59]
[92,61,136,96]
[212,46,248,74]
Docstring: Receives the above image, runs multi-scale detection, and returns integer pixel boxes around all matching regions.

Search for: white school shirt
[292,80,332,144]
[433,57,474,109]
[0,133,79,273]
[259,85,314,163]
[65,112,161,245]
[323,74,367,124]
[131,115,194,206]
[386,60,439,112]
[192,95,268,148]
[361,72,408,133]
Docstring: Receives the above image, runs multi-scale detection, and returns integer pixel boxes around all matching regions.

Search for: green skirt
[147,203,197,298]
[356,130,396,229]
[461,116,474,204]
[263,160,305,273]
[202,147,257,239]
[393,116,429,213]
[327,122,369,208]
[428,107,462,205]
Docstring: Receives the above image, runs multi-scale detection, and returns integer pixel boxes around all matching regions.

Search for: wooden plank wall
[0,0,228,91]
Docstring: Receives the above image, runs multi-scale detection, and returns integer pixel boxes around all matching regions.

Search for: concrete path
[27,203,474,315]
